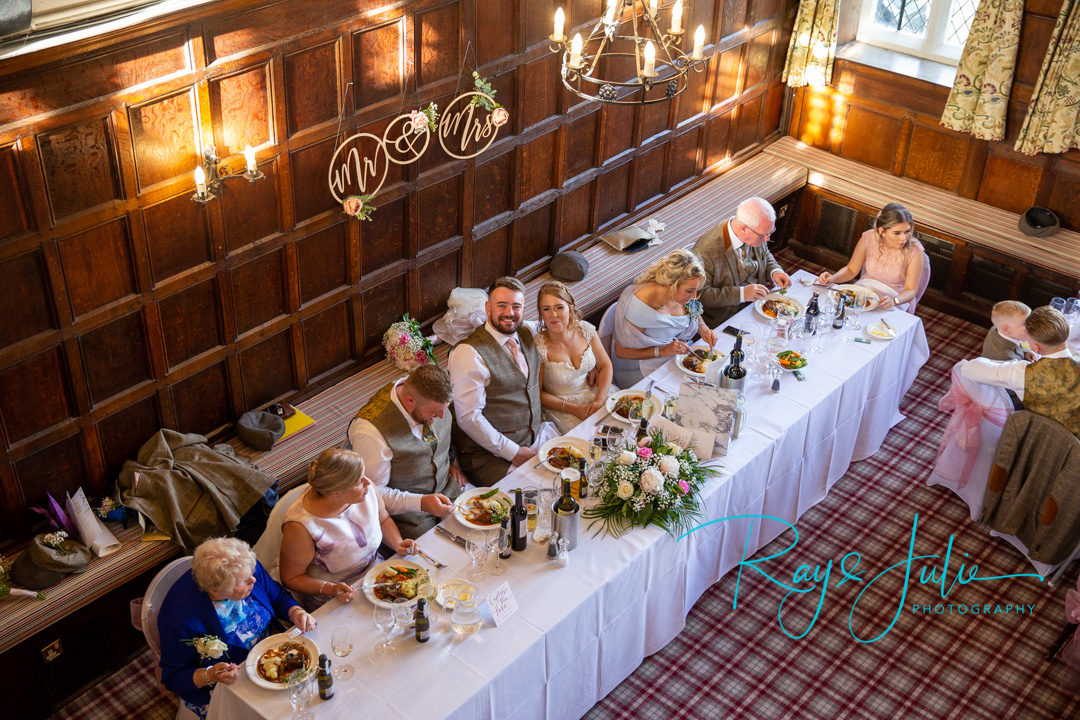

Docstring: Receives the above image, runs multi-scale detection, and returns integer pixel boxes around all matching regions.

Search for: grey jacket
[692,219,782,327]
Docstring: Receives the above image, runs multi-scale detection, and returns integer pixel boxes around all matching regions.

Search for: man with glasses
[692,196,792,327]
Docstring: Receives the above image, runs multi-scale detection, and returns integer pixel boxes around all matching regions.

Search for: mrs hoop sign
[328,85,508,221]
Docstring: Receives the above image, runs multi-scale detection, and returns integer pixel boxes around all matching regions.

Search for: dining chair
[598,303,617,361]
[252,483,308,582]
[138,556,199,720]
[907,251,931,314]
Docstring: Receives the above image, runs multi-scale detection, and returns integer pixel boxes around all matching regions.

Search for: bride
[535,282,614,434]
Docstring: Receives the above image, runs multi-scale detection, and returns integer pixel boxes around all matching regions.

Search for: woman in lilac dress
[278,448,416,610]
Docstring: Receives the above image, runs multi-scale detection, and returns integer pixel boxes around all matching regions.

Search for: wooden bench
[0,148,807,658]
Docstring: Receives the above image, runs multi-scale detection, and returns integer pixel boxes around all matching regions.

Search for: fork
[285,625,302,639]
[413,546,447,569]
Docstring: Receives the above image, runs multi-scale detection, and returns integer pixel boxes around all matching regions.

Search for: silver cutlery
[413,547,446,569]
[285,625,302,639]
[356,581,395,591]
[434,525,468,549]
[880,318,895,332]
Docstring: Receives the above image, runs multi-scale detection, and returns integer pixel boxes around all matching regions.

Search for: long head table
[209,270,930,720]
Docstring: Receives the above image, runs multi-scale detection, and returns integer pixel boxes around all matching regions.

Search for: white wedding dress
[536,321,610,434]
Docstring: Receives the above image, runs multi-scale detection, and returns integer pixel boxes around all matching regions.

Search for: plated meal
[754,293,805,321]
[774,350,808,370]
[538,436,591,472]
[244,633,319,690]
[832,284,879,311]
[676,346,724,376]
[363,559,434,608]
[453,487,513,530]
[605,389,660,425]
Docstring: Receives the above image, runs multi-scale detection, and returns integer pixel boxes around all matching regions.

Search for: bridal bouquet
[383,314,437,372]
[583,430,718,538]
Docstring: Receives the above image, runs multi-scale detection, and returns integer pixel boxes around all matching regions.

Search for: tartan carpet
[52,250,1080,720]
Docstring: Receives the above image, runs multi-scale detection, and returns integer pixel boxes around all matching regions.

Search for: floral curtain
[940,0,1023,141]
[783,0,839,88]
[1015,0,1080,154]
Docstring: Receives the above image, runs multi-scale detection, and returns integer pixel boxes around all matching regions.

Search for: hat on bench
[237,411,286,451]
[550,251,589,282]
[1019,207,1059,237]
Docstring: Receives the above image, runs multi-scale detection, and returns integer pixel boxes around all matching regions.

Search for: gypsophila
[383,314,437,372]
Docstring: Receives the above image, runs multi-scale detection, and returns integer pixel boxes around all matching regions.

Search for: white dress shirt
[346,379,425,515]
[448,320,538,462]
[960,347,1075,400]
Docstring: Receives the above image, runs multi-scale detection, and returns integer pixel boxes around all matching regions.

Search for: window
[857,0,979,65]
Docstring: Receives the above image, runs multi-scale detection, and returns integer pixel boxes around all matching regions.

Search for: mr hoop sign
[328,91,508,218]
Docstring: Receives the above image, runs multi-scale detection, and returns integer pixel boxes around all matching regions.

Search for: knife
[434,526,468,549]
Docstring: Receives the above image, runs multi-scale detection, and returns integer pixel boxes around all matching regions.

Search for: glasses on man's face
[744,224,774,243]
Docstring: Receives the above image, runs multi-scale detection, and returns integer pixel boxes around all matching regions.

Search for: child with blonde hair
[982,300,1031,362]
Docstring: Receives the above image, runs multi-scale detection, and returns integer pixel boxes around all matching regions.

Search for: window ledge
[836,42,956,89]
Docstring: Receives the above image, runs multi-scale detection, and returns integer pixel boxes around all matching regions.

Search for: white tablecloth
[209,270,930,720]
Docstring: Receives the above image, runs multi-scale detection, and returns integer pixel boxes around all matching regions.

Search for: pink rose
[409,110,428,132]
[678,479,690,494]
[637,447,653,460]
[492,107,509,127]
[342,196,363,216]
[414,350,428,364]
[399,334,410,346]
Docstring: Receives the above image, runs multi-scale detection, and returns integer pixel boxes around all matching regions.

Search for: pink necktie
[505,337,528,377]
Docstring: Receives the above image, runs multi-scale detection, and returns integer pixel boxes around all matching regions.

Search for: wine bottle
[499,517,512,559]
[635,416,649,443]
[832,295,847,330]
[722,333,747,379]
[728,331,745,366]
[577,457,588,499]
[414,598,430,643]
[317,654,334,700]
[510,488,528,551]
[552,479,580,550]
[805,292,820,333]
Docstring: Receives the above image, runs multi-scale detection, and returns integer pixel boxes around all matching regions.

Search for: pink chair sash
[934,367,1010,488]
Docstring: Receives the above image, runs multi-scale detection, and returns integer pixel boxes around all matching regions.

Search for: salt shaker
[556,538,570,566]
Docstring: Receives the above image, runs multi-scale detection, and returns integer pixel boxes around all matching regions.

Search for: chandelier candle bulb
[605,0,618,25]
[243,145,256,175]
[193,166,206,197]
[569,33,583,67]
[671,0,682,32]
[693,25,705,59]
[643,41,656,76]
[552,7,565,42]
[649,0,657,16]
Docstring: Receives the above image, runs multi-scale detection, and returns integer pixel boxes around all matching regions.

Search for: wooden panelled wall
[788,0,1080,231]
[0,0,795,544]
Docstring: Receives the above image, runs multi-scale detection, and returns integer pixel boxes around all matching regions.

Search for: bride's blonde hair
[536,281,582,333]
[635,249,705,288]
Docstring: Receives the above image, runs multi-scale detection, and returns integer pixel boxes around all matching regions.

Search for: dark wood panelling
[38,118,120,220]
[514,203,554,271]
[744,31,773,90]
[564,113,598,179]
[142,194,212,282]
[572,0,603,31]
[524,55,560,129]
[302,302,352,379]
[230,250,286,334]
[561,181,593,248]
[477,0,516,63]
[714,48,741,107]
[159,280,222,368]
[286,42,340,135]
[733,94,763,152]
[130,90,199,190]
[705,110,732,168]
[362,275,407,351]
[838,105,901,171]
[96,396,160,477]
[598,163,630,225]
[362,196,407,274]
[416,2,460,88]
[0,146,31,238]
[635,144,667,206]
[418,177,462,250]
[642,101,670,142]
[1015,15,1057,87]
[672,126,702,184]
[602,105,636,162]
[417,250,460,322]
[469,226,510,289]
[355,19,405,109]
[679,54,713,123]
[58,218,136,317]
[521,131,557,201]
[1049,163,1080,231]
[977,153,1042,214]
[474,150,514,223]
[15,434,89,514]
[902,125,969,192]
[290,137,339,223]
[721,0,749,39]
[297,223,348,303]
[0,348,72,443]
[172,362,232,435]
[80,311,151,403]
[212,65,271,156]
[0,251,54,347]
[240,330,294,407]
[221,161,280,252]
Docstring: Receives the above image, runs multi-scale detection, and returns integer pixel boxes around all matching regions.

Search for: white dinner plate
[865,320,898,341]
[832,284,879,311]
[772,350,808,373]
[538,435,591,473]
[245,632,319,690]
[605,389,661,425]
[435,577,468,610]
[452,487,513,531]
[362,559,433,609]
[674,345,725,378]
[754,293,805,321]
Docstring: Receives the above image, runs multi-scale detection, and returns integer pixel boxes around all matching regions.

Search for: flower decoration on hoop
[683,298,703,322]
[183,634,229,661]
[409,102,439,134]
[470,71,507,122]
[383,314,438,372]
[583,429,718,538]
[342,194,376,222]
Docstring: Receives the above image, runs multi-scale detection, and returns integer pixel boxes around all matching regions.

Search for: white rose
[195,637,227,659]
[616,481,634,499]
[666,443,682,454]
[618,450,637,466]
[639,468,664,494]
[658,455,680,477]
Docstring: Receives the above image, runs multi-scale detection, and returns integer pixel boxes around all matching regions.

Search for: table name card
[673,383,737,456]
[486,582,518,627]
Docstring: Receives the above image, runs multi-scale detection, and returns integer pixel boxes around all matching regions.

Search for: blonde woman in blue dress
[611,249,717,388]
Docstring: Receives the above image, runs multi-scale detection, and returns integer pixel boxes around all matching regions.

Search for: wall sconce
[191,144,264,203]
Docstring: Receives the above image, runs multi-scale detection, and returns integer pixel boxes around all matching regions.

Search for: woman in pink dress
[817,203,926,311]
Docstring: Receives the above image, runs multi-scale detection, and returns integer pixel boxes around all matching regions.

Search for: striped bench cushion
[0,149,806,655]
[763,136,1080,280]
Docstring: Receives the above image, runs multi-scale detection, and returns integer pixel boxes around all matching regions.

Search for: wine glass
[288,671,314,720]
[466,530,487,580]
[331,627,353,680]
[373,605,397,655]
[1051,296,1066,314]
[1065,297,1080,327]
[490,527,508,576]
[392,597,413,634]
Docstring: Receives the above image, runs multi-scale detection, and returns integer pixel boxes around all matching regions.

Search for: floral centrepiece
[383,314,437,372]
[583,430,718,538]
[342,193,375,221]
[183,633,229,661]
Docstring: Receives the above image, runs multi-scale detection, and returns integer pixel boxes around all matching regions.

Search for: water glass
[373,605,397,656]
[1051,296,1066,314]
[537,488,555,530]
[288,671,314,720]
[466,530,487,580]
[392,597,413,632]
[1065,297,1080,326]
[843,315,858,343]
[330,627,353,681]
[522,489,539,533]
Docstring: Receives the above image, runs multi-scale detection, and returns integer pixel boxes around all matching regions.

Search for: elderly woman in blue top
[157,537,316,718]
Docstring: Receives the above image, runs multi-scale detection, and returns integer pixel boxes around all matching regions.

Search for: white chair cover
[252,484,309,582]
[140,556,199,720]
[597,303,617,364]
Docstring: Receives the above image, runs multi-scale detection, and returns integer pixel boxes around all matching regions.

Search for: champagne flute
[466,530,487,581]
[373,605,397,655]
[330,627,353,680]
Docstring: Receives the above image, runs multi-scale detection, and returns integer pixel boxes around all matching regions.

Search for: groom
[448,276,542,486]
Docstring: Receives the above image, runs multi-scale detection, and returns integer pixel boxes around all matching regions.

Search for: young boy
[982,300,1031,362]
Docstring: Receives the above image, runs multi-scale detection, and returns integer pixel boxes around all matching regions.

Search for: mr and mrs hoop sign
[328,88,509,221]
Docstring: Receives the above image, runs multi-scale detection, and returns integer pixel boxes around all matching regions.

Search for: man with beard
[448,276,542,486]
[347,365,467,538]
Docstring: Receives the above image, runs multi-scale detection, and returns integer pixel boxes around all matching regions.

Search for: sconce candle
[671,0,682,32]
[569,33,583,67]
[604,0,618,25]
[643,41,656,76]
[244,145,256,175]
[692,25,705,60]
[553,7,565,42]
[649,0,657,16]
[194,166,207,197]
